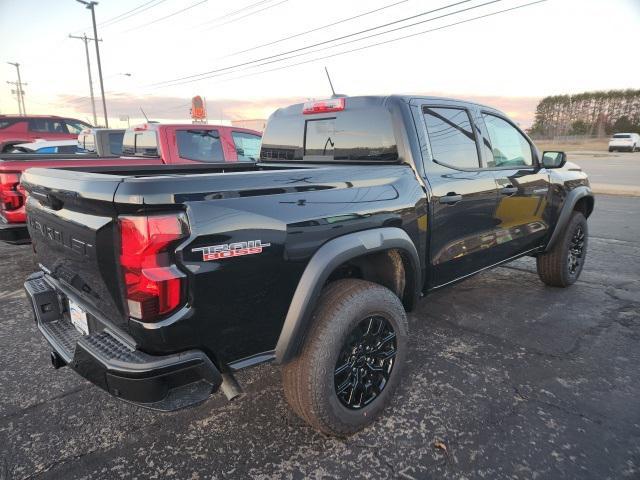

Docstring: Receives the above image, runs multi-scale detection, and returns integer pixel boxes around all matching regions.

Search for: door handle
[439,193,462,205]
[500,186,518,196]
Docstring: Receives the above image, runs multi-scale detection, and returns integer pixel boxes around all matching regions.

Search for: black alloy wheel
[567,224,586,276]
[334,315,397,410]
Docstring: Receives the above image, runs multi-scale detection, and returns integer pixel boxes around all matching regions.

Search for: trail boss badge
[192,240,271,261]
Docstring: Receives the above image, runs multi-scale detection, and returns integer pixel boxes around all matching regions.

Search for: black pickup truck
[22,95,593,436]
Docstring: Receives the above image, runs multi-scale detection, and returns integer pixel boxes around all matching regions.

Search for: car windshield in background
[613,134,631,138]
[176,129,224,162]
[65,120,92,134]
[231,131,261,161]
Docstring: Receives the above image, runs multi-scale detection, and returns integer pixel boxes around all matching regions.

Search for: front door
[478,112,550,258]
[419,104,502,287]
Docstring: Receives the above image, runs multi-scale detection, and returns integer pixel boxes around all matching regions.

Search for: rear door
[476,111,550,257]
[418,102,501,287]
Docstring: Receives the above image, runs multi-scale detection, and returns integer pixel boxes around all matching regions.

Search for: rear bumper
[0,222,29,244]
[24,272,222,411]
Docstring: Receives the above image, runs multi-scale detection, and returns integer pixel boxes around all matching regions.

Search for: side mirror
[541,151,566,169]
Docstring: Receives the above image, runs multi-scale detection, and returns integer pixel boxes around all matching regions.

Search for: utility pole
[76,0,108,127]
[6,62,27,115]
[68,33,101,126]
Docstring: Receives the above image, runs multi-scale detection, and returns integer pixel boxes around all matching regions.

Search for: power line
[222,0,408,58]
[150,0,474,87]
[125,0,208,32]
[197,0,277,28]
[101,0,171,27]
[201,0,288,31]
[163,0,547,88]
[99,0,161,26]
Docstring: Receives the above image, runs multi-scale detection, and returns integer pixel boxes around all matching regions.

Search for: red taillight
[119,213,189,322]
[303,97,345,115]
[0,173,25,222]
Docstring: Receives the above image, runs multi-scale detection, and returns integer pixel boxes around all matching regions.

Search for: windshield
[613,134,631,138]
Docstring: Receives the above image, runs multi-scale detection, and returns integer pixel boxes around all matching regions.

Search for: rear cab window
[176,129,224,162]
[108,132,124,155]
[260,97,398,163]
[122,130,159,157]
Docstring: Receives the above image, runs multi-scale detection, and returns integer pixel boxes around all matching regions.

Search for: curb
[590,183,640,197]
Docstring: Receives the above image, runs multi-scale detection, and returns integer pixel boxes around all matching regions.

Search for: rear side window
[423,107,480,169]
[176,129,224,162]
[482,114,532,167]
[28,119,68,133]
[122,130,158,156]
[231,131,261,161]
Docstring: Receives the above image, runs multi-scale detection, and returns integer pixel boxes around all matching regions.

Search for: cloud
[55,93,308,122]
[55,92,541,126]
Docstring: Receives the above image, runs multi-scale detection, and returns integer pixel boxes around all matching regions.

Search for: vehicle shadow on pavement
[1,205,639,479]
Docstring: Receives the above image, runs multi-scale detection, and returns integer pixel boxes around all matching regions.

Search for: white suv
[608,133,640,152]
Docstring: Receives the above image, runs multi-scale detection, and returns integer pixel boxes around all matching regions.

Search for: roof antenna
[140,107,149,122]
[325,66,346,99]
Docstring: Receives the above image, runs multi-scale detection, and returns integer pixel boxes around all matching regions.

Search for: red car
[0,115,93,152]
[0,123,262,243]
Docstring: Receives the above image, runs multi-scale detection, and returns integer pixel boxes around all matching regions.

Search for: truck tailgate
[21,168,129,329]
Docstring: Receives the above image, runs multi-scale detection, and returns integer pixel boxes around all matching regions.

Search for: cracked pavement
[0,195,638,479]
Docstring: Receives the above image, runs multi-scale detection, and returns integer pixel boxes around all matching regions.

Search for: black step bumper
[0,222,29,244]
[24,273,222,411]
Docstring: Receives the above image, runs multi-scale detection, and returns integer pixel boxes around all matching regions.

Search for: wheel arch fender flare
[545,186,593,252]
[274,227,421,364]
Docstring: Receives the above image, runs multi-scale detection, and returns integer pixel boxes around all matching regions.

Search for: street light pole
[77,0,108,127]
[69,33,101,126]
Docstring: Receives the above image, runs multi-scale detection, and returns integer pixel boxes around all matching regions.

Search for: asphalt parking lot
[0,194,638,480]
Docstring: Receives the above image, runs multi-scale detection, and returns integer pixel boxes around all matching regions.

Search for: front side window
[176,129,224,162]
[231,131,261,161]
[28,119,68,133]
[423,107,480,169]
[482,114,533,167]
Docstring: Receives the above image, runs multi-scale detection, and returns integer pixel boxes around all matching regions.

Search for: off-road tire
[536,211,588,287]
[282,279,408,436]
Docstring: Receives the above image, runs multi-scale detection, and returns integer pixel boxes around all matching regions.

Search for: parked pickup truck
[0,123,261,243]
[22,96,593,436]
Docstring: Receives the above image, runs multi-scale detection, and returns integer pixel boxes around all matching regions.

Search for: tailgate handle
[31,191,64,210]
